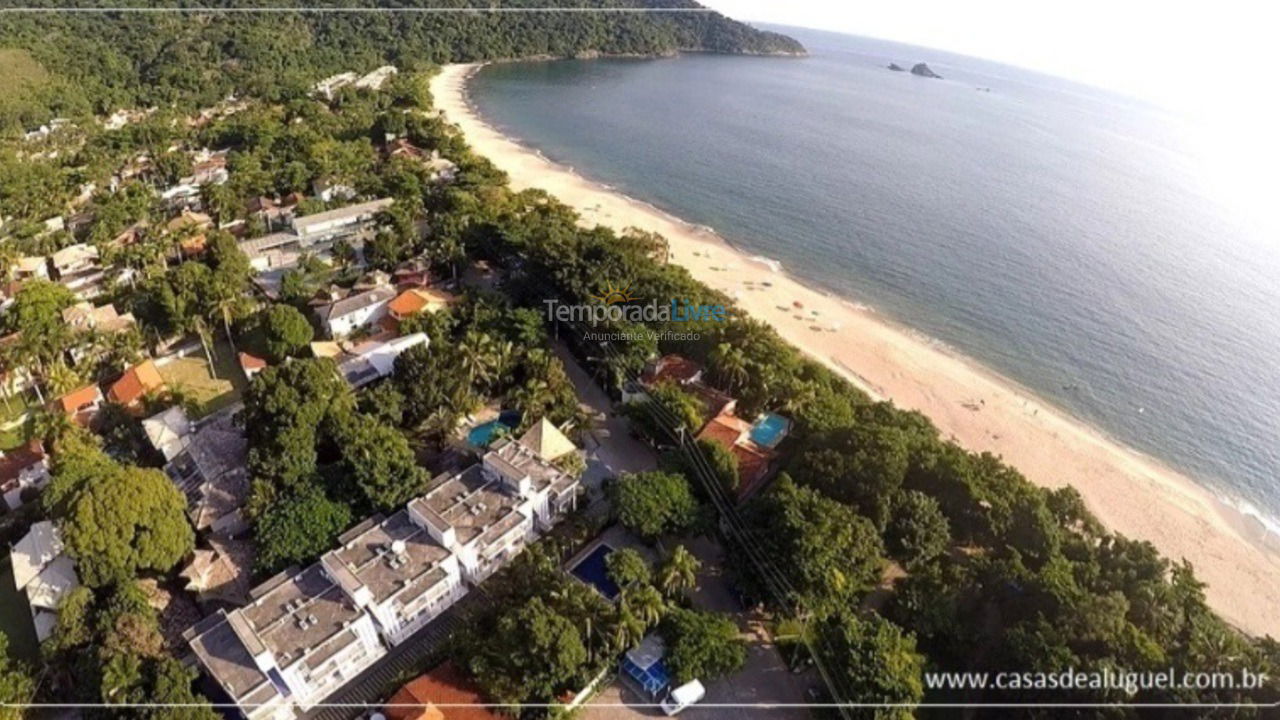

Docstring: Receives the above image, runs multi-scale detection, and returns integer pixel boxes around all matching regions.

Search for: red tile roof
[697,409,774,499]
[238,352,268,371]
[385,662,501,720]
[731,443,772,496]
[388,288,455,318]
[108,360,165,406]
[640,354,703,386]
[58,384,102,415]
[0,440,45,489]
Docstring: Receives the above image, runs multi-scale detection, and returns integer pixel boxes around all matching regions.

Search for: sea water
[468,26,1280,534]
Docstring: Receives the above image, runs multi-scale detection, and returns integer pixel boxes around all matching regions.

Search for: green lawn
[0,554,39,662]
[0,390,37,451]
[0,425,30,452]
[0,389,39,427]
[158,342,248,418]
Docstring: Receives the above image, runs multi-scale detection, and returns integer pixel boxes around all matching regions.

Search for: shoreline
[432,62,1280,638]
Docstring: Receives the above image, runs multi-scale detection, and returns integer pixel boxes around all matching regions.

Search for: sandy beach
[432,62,1280,638]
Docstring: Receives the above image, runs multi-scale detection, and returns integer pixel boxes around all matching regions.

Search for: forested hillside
[0,0,803,133]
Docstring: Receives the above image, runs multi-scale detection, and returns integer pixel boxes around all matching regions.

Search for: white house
[337,332,428,388]
[321,509,467,646]
[143,405,194,462]
[11,521,80,641]
[10,256,49,281]
[317,284,396,338]
[353,65,397,91]
[310,178,358,204]
[50,243,99,277]
[50,244,105,299]
[313,72,358,99]
[426,150,459,183]
[292,197,392,239]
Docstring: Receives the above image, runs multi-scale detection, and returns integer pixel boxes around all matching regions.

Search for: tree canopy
[812,611,924,718]
[660,607,747,685]
[49,439,193,587]
[260,302,314,361]
[255,487,354,574]
[610,470,698,540]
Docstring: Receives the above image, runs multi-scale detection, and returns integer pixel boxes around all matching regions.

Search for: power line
[540,303,861,717]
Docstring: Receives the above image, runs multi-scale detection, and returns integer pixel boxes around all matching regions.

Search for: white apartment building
[322,509,467,646]
[187,424,581,719]
[409,438,580,585]
[185,564,387,720]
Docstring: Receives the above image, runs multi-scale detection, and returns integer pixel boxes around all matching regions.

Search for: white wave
[1219,493,1280,539]
[748,255,783,272]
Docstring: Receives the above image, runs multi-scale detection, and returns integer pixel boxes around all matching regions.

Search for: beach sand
[433,63,1280,638]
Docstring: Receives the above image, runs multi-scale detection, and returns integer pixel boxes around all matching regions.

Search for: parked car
[660,679,706,715]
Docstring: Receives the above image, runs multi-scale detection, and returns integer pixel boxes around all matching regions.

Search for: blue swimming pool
[570,544,620,600]
[749,412,791,449]
[466,411,522,447]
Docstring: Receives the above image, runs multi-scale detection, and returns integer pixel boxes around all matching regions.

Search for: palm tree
[44,358,85,397]
[491,340,516,380]
[457,330,496,389]
[609,608,647,654]
[657,545,702,598]
[209,293,242,352]
[192,316,216,367]
[30,407,74,447]
[709,342,749,392]
[509,378,553,421]
[621,585,666,628]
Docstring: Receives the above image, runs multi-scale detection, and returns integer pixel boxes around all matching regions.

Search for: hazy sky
[709,0,1272,113]
[708,0,1280,231]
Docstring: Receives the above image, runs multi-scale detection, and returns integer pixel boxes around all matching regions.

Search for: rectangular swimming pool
[569,543,620,600]
[749,412,791,449]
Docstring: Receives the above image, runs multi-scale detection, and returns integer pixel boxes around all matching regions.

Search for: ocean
[466,26,1280,533]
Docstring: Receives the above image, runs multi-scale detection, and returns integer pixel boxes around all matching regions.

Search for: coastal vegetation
[0,0,803,136]
[455,114,1280,713]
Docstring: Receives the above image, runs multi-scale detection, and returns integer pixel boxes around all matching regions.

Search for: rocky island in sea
[888,61,943,78]
[911,62,942,78]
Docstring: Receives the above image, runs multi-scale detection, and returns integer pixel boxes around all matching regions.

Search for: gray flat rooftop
[240,564,366,673]
[416,465,527,548]
[327,510,452,608]
[294,198,393,230]
[489,438,579,499]
[185,612,277,705]
[239,232,300,258]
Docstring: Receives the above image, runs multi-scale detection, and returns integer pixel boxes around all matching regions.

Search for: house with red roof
[388,287,456,322]
[237,352,268,382]
[107,359,166,409]
[385,662,502,720]
[56,384,104,426]
[696,410,775,498]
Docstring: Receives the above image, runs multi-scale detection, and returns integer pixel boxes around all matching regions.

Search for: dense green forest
[0,0,803,133]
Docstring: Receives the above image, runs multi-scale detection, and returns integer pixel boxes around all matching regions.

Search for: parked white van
[660,679,706,715]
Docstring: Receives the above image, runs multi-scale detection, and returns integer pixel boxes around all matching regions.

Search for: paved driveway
[580,537,810,720]
[553,341,657,496]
